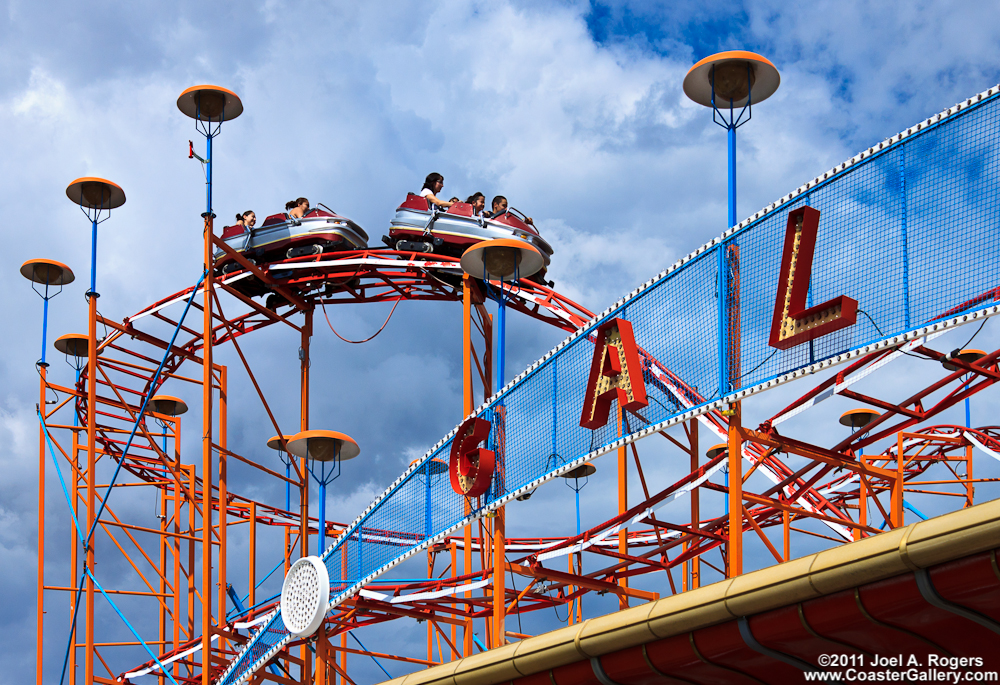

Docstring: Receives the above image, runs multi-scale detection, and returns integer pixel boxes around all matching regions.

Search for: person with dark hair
[483,195,507,219]
[419,173,454,209]
[466,192,486,216]
[286,197,310,219]
[235,210,256,230]
[448,197,460,203]
[485,194,534,225]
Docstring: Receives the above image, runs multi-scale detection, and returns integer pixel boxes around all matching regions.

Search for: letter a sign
[580,318,648,429]
[769,207,858,350]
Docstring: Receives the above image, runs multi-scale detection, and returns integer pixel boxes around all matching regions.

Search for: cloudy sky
[3,0,1000,682]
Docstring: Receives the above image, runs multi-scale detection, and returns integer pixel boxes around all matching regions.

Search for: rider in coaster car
[466,192,486,216]
[419,173,455,209]
[234,210,256,231]
[286,197,310,219]
[484,195,534,226]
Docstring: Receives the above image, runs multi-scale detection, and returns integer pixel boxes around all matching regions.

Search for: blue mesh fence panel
[218,87,1000,685]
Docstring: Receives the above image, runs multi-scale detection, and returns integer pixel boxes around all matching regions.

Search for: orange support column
[857,465,868,541]
[314,626,328,685]
[248,502,257,607]
[201,210,214,685]
[966,444,975,508]
[617,408,628,608]
[85,273,98,685]
[300,307,312,684]
[892,432,905,528]
[340,633,348,685]
[68,421,80,685]
[727,402,743,577]
[37,365,46,685]
[493,509,505,647]
[783,509,791,561]
[218,365,228,643]
[689,417,700,590]
[462,276,474,656]
[300,308,312,559]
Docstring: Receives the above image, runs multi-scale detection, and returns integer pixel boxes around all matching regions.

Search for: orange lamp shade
[66,177,126,210]
[683,51,780,109]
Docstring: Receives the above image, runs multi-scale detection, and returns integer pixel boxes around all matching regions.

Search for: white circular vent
[280,556,330,637]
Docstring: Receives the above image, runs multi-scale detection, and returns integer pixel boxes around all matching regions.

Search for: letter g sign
[449,416,495,498]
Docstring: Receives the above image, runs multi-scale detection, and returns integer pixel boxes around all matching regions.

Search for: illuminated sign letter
[769,207,858,350]
[580,318,648,429]
[449,416,495,498]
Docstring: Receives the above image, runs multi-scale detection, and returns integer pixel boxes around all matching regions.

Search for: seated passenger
[234,210,256,230]
[448,196,460,203]
[286,198,310,219]
[419,173,455,209]
[466,192,486,216]
[486,195,534,226]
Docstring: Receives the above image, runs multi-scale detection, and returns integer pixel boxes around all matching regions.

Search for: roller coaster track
[54,240,999,684]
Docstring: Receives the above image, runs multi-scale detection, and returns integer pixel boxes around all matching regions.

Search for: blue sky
[3,1,1000,682]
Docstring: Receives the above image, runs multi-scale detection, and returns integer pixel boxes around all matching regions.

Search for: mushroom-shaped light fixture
[460,238,544,282]
[146,396,189,418]
[838,408,881,431]
[286,429,360,462]
[942,349,986,372]
[706,443,729,460]
[177,85,244,123]
[683,51,780,109]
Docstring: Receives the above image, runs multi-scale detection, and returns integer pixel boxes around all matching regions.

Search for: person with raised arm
[419,173,454,209]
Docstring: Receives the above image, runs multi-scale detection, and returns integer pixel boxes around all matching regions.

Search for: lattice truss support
[35,241,1000,685]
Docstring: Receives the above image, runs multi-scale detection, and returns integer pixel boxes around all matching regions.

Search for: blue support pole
[497,294,506,388]
[41,284,50,366]
[425,462,433,540]
[965,380,972,429]
[285,459,291,512]
[575,486,581,536]
[716,244,727,399]
[205,133,213,215]
[728,117,737,228]
[73,370,80,427]
[318,474,327,555]
[90,217,99,297]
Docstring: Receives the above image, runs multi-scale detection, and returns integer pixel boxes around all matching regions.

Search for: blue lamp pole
[683,52,780,229]
[286,430,360,555]
[64,176,126,685]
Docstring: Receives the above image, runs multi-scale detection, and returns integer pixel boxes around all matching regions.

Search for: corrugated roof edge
[380,497,1000,685]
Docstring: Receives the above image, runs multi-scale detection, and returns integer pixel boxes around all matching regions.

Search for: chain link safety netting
[218,86,1000,685]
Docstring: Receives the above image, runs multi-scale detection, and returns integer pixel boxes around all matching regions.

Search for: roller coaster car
[216,205,369,272]
[387,194,554,284]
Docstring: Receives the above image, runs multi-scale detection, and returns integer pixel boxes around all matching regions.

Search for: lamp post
[147,395,189,452]
[147,396,189,527]
[460,239,544,647]
[411,457,448,541]
[65,176,125,685]
[460,238,544,388]
[838,409,881,538]
[23,258,74,685]
[286,430,361,555]
[22,259,75,370]
[177,85,242,685]
[51,331,88,683]
[943,349,985,428]
[683,52,780,228]
[560,463,596,536]
[268,435,296,514]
